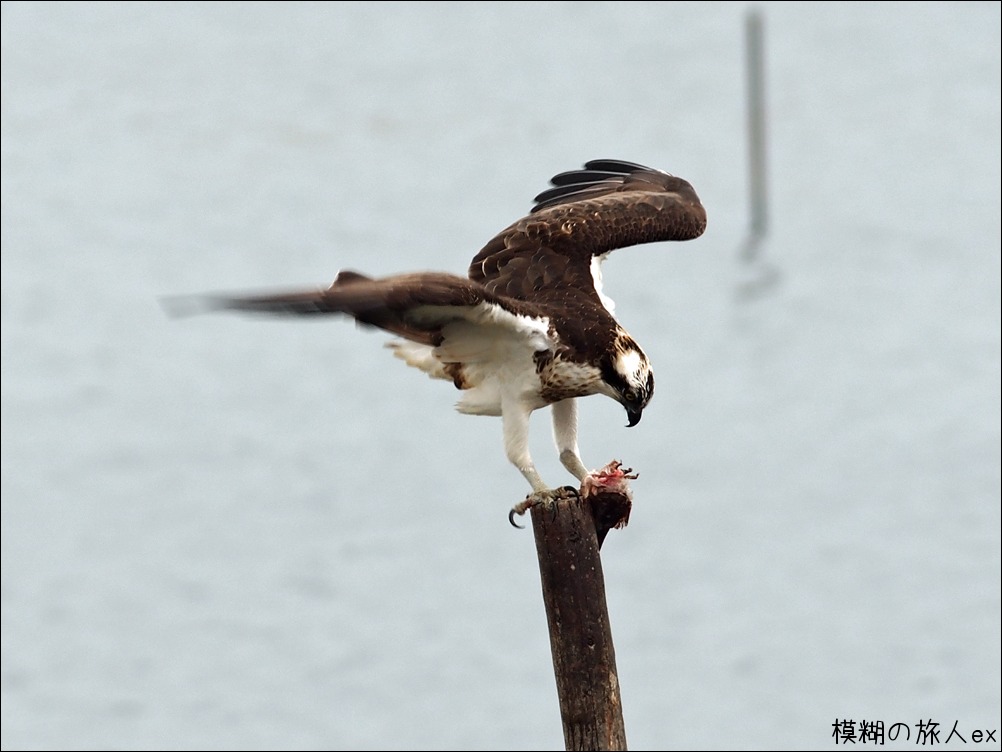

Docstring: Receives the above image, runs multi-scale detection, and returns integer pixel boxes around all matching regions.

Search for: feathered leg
[502,399,549,494]
[551,398,590,482]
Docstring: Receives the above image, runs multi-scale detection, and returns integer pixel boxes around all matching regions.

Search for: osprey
[171,159,706,502]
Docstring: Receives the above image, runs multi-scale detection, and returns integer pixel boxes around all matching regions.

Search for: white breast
[590,253,616,314]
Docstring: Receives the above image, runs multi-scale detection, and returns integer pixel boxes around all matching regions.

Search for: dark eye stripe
[600,360,631,393]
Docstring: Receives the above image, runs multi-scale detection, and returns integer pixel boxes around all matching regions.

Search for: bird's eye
[624,388,637,403]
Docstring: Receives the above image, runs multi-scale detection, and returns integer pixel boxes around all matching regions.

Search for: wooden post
[529,491,629,751]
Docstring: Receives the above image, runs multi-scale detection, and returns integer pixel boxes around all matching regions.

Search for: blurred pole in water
[745,8,768,252]
[737,7,781,299]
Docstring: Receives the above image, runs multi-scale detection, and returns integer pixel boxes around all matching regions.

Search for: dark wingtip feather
[532,181,619,208]
[161,289,333,317]
[583,159,659,174]
[548,169,627,187]
[530,159,666,213]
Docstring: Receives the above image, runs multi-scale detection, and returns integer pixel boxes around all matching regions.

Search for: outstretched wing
[468,159,706,304]
[163,270,546,347]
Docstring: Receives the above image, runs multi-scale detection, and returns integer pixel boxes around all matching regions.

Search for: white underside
[388,301,555,416]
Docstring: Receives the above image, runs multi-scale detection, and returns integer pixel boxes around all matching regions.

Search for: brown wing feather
[468,160,706,302]
[163,271,542,347]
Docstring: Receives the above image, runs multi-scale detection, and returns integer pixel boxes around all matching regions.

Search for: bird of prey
[170,159,706,503]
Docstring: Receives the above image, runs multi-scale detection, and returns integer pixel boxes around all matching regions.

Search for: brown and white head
[598,333,654,427]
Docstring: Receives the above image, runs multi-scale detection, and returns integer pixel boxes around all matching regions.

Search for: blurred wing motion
[167,159,706,498]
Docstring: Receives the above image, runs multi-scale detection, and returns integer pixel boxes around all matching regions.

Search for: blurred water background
[2,2,1000,750]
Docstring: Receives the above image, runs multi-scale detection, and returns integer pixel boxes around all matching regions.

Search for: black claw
[508,509,525,529]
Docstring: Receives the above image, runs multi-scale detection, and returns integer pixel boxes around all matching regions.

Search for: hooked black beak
[626,406,642,427]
